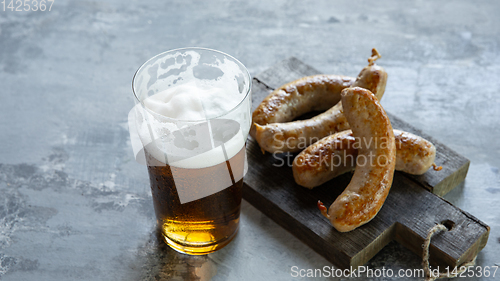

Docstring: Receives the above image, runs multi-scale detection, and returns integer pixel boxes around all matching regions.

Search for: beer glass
[132,48,251,255]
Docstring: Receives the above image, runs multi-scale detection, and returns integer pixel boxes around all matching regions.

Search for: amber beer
[132,47,251,255]
[146,145,245,254]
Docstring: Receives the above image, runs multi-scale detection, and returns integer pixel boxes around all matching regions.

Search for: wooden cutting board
[242,57,489,269]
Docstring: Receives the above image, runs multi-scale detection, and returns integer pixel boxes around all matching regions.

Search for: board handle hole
[441,219,455,231]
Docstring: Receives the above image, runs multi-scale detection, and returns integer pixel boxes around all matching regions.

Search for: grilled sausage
[250,75,355,138]
[318,86,396,232]
[254,49,387,153]
[293,130,436,188]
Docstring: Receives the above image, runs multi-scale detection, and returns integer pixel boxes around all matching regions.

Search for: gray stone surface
[0,0,499,280]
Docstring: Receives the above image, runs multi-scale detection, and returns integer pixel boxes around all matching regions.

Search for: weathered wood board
[242,57,489,269]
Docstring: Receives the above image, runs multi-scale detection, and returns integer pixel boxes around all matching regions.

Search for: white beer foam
[142,82,243,121]
[142,83,206,121]
[136,82,246,168]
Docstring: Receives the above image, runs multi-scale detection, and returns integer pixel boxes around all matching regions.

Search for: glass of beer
[131,48,251,255]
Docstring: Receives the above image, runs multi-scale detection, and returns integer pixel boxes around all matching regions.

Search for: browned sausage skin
[254,49,388,153]
[319,86,396,232]
[293,129,437,189]
[250,74,355,138]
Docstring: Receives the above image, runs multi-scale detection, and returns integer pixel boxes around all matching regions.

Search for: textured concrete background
[0,0,499,280]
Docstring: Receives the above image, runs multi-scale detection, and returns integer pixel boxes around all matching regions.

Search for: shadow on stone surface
[130,226,218,281]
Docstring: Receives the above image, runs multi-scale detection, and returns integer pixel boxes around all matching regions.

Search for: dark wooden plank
[387,114,471,197]
[243,136,489,269]
[251,79,272,113]
[242,57,489,269]
[254,57,321,90]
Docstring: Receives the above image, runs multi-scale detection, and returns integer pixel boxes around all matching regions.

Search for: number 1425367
[2,0,54,12]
